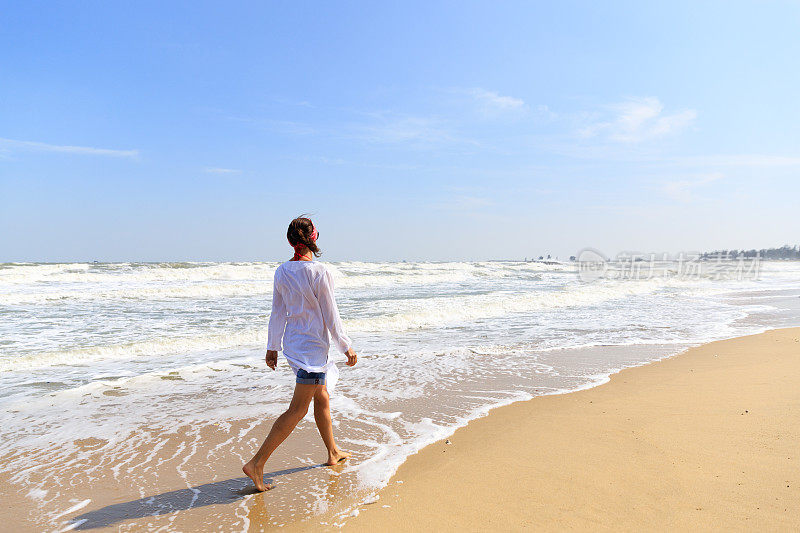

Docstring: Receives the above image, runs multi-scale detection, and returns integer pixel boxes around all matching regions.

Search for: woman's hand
[345,347,357,367]
[265,350,278,370]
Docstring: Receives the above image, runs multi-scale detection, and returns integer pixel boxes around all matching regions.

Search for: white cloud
[534,104,557,120]
[223,115,317,136]
[432,194,494,211]
[204,167,241,174]
[0,137,139,157]
[671,154,800,167]
[356,113,468,148]
[661,172,724,202]
[580,97,696,143]
[468,88,526,115]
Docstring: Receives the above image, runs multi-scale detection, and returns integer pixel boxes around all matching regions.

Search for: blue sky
[2,1,799,261]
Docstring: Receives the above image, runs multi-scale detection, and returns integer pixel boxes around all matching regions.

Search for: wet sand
[343,328,800,531]
[0,416,371,532]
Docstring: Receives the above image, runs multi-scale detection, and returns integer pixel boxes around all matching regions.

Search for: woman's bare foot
[325,448,351,466]
[242,461,273,492]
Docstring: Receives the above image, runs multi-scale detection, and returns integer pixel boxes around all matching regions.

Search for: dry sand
[341,328,800,532]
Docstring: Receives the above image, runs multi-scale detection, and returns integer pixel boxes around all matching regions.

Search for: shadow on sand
[68,464,325,530]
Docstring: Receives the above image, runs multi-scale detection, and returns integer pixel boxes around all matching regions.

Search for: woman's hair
[287,215,321,257]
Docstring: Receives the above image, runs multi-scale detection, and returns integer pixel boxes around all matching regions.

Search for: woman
[243,216,357,492]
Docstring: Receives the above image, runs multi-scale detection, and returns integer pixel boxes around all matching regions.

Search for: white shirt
[267,261,352,392]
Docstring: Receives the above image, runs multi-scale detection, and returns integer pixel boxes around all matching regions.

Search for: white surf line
[52,498,92,519]
[56,518,88,532]
[206,419,260,461]
[128,437,168,473]
[173,429,203,511]
[7,461,46,484]
[234,495,253,533]
[158,440,187,467]
[108,446,144,481]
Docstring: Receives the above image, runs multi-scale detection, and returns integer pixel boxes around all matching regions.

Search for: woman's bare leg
[313,386,351,465]
[242,383,317,491]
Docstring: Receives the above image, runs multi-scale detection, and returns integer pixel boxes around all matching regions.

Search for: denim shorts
[296,368,326,385]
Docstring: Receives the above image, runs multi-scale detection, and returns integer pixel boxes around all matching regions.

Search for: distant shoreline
[3,258,800,265]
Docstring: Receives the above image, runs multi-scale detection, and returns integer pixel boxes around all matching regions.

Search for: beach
[1,261,799,530]
[344,328,800,531]
[4,328,796,531]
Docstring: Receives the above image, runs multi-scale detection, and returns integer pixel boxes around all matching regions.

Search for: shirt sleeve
[266,277,288,351]
[317,268,353,354]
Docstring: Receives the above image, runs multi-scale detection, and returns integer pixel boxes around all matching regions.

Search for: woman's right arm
[317,268,357,366]
[266,276,287,369]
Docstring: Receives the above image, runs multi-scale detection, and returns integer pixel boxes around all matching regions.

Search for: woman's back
[268,261,351,370]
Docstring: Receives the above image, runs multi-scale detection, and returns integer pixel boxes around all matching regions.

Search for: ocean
[2,260,799,528]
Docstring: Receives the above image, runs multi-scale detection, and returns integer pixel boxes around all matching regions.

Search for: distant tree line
[700,245,800,260]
